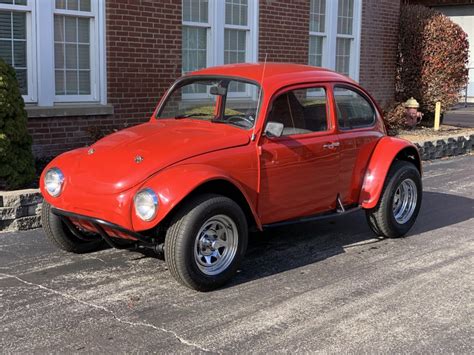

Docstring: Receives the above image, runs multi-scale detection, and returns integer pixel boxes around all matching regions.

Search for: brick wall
[29,0,182,157]
[258,0,310,63]
[358,0,401,108]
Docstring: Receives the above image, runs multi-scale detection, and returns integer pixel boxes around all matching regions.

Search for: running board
[263,206,360,229]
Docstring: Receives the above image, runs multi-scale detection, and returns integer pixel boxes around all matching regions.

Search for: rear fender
[360,137,421,209]
[131,164,261,231]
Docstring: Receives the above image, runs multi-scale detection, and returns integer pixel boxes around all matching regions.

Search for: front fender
[131,164,260,231]
[359,137,421,209]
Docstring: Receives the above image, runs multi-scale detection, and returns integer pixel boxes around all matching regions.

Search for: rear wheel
[41,201,104,253]
[366,160,422,238]
[165,194,248,291]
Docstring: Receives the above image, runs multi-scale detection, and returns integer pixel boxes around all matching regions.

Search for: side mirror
[210,86,227,96]
[264,121,284,138]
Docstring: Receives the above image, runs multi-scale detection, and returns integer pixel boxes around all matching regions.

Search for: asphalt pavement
[1,155,473,353]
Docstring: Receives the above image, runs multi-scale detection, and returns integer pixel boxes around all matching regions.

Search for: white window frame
[3,0,108,107]
[308,0,361,81]
[181,0,258,100]
[0,1,37,103]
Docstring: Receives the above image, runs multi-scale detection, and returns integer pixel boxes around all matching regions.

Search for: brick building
[0,0,401,158]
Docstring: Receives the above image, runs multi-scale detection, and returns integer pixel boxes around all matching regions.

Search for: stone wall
[0,190,43,232]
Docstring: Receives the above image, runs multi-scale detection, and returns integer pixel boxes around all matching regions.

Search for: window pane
[0,10,27,95]
[183,0,208,23]
[80,0,91,12]
[15,0,27,5]
[79,71,90,94]
[78,17,89,42]
[67,0,79,11]
[0,0,13,4]
[65,16,76,42]
[310,0,325,33]
[12,12,25,39]
[309,35,323,67]
[54,16,64,41]
[337,0,354,35]
[55,0,66,9]
[335,38,351,75]
[225,0,248,26]
[0,11,11,39]
[78,44,89,69]
[13,40,25,67]
[55,70,65,95]
[54,43,64,68]
[334,87,375,129]
[66,70,77,94]
[65,43,77,69]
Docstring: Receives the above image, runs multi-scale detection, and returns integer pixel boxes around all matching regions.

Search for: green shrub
[0,59,35,190]
[396,4,469,118]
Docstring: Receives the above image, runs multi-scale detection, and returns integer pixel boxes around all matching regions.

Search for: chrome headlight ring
[44,168,65,197]
[134,188,159,221]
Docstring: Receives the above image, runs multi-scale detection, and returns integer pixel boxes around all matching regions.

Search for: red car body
[41,63,421,241]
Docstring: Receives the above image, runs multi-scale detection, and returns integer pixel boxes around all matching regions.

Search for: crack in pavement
[0,272,211,353]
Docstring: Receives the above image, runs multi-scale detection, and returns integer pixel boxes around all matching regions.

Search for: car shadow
[227,191,473,288]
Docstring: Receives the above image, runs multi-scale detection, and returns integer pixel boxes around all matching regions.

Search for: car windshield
[156,77,261,129]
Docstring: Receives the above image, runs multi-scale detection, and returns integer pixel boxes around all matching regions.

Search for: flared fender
[359,137,421,209]
[131,164,261,231]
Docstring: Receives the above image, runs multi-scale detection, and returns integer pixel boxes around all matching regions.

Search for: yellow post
[434,101,441,131]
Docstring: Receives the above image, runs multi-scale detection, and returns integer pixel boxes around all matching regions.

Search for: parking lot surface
[1,155,473,353]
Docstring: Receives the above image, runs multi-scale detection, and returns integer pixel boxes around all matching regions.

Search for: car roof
[186,63,357,90]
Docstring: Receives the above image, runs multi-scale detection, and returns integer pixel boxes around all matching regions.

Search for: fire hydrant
[404,97,423,129]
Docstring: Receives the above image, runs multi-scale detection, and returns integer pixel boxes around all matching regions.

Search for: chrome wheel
[392,178,418,224]
[194,215,238,276]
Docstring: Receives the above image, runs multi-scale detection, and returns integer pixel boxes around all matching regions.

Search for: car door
[257,85,340,225]
[333,85,384,206]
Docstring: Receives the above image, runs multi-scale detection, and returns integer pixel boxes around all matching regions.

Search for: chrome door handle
[323,142,340,149]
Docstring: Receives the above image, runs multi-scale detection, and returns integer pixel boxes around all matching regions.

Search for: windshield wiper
[174,113,211,119]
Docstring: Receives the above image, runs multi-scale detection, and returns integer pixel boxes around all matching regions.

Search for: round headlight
[44,168,64,197]
[134,188,158,221]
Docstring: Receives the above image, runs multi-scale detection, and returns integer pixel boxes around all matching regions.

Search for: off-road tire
[366,160,422,238]
[164,194,248,291]
[41,201,104,253]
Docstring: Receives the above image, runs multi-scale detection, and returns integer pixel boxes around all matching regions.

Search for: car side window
[267,87,328,136]
[334,87,375,129]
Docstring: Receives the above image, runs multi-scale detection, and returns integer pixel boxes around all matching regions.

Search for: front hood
[63,119,250,194]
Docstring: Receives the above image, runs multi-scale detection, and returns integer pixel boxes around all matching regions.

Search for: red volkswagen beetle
[41,63,422,291]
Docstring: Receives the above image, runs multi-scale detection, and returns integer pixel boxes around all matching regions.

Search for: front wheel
[366,160,422,238]
[164,194,248,291]
[41,201,104,253]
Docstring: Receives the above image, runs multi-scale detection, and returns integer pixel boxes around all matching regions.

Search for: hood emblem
[135,155,144,164]
[88,148,95,155]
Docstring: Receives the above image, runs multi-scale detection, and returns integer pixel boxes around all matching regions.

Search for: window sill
[25,104,114,118]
